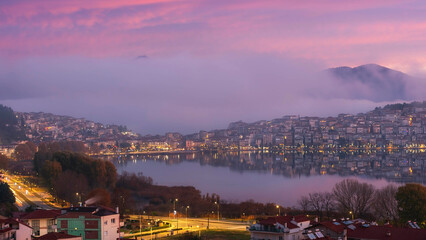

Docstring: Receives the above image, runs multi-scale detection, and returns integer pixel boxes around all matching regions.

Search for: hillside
[327,64,411,102]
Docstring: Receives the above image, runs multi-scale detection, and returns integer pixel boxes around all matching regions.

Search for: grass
[159,229,250,240]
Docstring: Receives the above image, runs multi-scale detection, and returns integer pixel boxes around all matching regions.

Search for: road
[3,173,58,210]
[125,215,250,239]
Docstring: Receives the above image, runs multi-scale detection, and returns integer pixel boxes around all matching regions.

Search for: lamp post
[173,198,178,211]
[197,225,200,237]
[349,211,354,220]
[148,222,152,240]
[215,201,219,221]
[276,205,280,216]
[186,206,189,228]
[140,215,142,235]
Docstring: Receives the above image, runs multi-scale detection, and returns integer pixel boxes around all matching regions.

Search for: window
[104,231,108,236]
[31,220,40,236]
[48,219,55,233]
[111,218,115,224]
[104,221,108,225]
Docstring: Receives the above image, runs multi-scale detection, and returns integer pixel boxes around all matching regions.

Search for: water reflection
[111,151,426,184]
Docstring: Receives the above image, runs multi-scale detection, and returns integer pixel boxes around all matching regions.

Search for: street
[125,215,250,239]
[3,173,58,210]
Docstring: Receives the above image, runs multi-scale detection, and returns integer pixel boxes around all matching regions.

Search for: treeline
[298,179,426,227]
[0,182,16,216]
[113,172,293,218]
[0,104,25,144]
[34,143,116,204]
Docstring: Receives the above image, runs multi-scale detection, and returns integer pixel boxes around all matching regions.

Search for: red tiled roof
[37,232,81,240]
[0,217,32,229]
[348,225,426,240]
[58,212,99,219]
[259,215,309,229]
[21,210,61,220]
[318,221,346,234]
[0,227,13,234]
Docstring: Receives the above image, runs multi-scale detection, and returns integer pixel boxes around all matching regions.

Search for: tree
[86,188,111,207]
[0,154,9,169]
[308,193,324,217]
[0,182,15,204]
[321,192,335,218]
[332,179,375,218]
[372,185,398,222]
[298,192,334,218]
[41,160,62,187]
[54,170,90,205]
[14,142,37,160]
[298,196,310,212]
[396,183,426,224]
[0,104,25,144]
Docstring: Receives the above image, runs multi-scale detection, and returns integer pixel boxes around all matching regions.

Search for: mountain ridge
[326,63,411,102]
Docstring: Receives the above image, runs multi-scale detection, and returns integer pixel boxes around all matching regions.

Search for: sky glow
[1,0,426,134]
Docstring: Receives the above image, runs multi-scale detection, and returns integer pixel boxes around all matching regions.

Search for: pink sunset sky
[1,0,426,134]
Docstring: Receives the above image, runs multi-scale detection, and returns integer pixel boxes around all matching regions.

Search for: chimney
[116,206,119,214]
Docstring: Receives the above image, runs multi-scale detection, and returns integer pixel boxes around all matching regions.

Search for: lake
[112,151,426,207]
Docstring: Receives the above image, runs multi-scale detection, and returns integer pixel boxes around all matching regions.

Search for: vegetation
[298,179,426,227]
[113,172,292,218]
[0,182,16,216]
[0,154,9,169]
[396,183,426,226]
[14,142,37,160]
[34,144,116,205]
[0,104,25,144]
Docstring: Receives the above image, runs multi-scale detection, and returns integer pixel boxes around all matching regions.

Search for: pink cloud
[1,0,426,68]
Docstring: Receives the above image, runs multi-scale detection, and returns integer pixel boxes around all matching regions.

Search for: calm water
[112,151,426,207]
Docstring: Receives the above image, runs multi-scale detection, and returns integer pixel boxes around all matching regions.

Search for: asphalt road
[126,215,250,239]
[3,173,58,210]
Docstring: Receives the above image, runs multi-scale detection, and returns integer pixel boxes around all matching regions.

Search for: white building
[249,215,311,240]
[0,217,32,240]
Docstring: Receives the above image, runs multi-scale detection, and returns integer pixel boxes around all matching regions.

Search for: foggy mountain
[327,64,411,102]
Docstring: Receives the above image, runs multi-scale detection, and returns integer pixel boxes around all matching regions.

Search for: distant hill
[327,64,411,102]
[0,104,25,144]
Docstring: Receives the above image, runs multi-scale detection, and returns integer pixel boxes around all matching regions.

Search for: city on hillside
[2,102,426,157]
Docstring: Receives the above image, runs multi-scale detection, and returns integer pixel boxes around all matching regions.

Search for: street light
[173,198,178,211]
[215,201,219,221]
[148,222,152,240]
[349,211,354,220]
[186,206,190,228]
[276,205,280,216]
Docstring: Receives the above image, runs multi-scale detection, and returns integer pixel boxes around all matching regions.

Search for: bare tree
[298,195,310,212]
[309,193,324,217]
[372,185,398,222]
[322,192,335,218]
[332,179,375,218]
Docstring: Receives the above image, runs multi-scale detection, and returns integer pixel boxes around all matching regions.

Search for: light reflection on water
[111,151,425,206]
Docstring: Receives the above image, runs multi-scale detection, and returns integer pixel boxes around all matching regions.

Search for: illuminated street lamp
[349,211,354,220]
[148,222,152,240]
[215,201,220,221]
[276,204,280,216]
[186,206,190,228]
